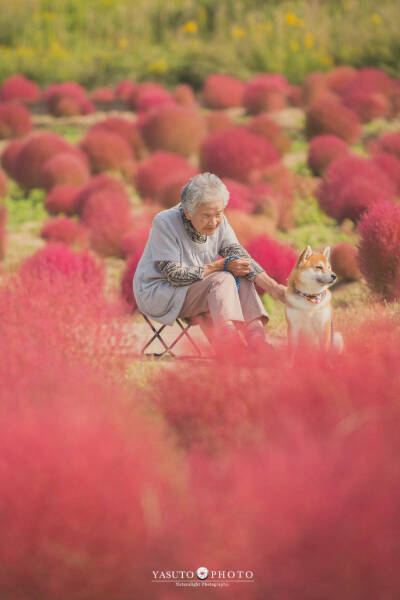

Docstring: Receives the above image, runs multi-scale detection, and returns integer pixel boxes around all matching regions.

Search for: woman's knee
[208,271,237,288]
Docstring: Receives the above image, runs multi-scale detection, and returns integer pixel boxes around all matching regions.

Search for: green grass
[0,0,398,88]
[1,183,47,229]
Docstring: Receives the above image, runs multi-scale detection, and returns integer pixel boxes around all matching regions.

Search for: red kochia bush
[127,82,172,112]
[156,169,198,208]
[1,138,24,178]
[43,81,91,116]
[247,113,291,155]
[44,184,83,216]
[205,110,234,133]
[140,104,206,156]
[331,242,361,281]
[302,72,333,105]
[0,102,32,138]
[135,151,191,198]
[317,156,395,222]
[342,67,394,98]
[202,74,244,109]
[0,203,6,260]
[39,152,90,191]
[200,127,280,183]
[81,191,134,257]
[246,235,297,285]
[120,207,158,258]
[115,79,136,100]
[326,66,357,96]
[79,130,135,175]
[369,131,400,160]
[243,74,288,114]
[222,178,254,214]
[90,117,147,159]
[372,153,400,195]
[0,169,7,198]
[305,98,360,142]
[14,132,82,190]
[357,202,400,301]
[75,174,129,215]
[343,91,388,123]
[173,83,196,106]
[90,86,115,103]
[0,75,40,103]
[40,217,89,249]
[307,135,349,175]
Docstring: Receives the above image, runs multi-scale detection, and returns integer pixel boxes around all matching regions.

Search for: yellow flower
[371,13,381,25]
[304,33,314,49]
[182,20,198,34]
[231,26,246,39]
[285,12,298,26]
[290,40,299,52]
[147,58,168,74]
[321,55,333,66]
[118,38,128,49]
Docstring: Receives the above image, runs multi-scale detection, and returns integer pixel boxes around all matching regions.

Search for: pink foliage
[172,83,196,106]
[0,102,32,138]
[0,169,7,198]
[79,130,135,175]
[81,191,134,257]
[200,127,280,183]
[247,113,292,155]
[246,235,297,285]
[1,138,24,178]
[44,81,90,116]
[75,174,129,214]
[369,131,400,160]
[140,104,206,156]
[307,135,349,175]
[202,74,244,109]
[372,153,400,195]
[243,74,288,114]
[156,169,198,209]
[357,202,400,301]
[40,152,90,191]
[40,217,89,248]
[343,91,388,123]
[14,132,82,190]
[0,74,40,103]
[317,155,395,222]
[306,98,360,142]
[222,178,254,214]
[115,79,136,100]
[90,117,147,159]
[326,66,357,96]
[90,86,116,103]
[44,184,83,216]
[205,110,234,133]
[135,151,191,198]
[342,67,394,98]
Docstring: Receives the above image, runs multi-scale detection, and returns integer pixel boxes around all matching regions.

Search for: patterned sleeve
[155,260,204,287]
[219,243,264,281]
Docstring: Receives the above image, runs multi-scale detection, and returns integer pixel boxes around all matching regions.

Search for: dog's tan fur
[285,245,343,353]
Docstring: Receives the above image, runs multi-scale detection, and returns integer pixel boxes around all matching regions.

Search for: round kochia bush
[202,74,244,109]
[246,235,297,285]
[200,127,280,184]
[0,203,6,260]
[40,152,90,191]
[372,153,400,195]
[247,113,291,155]
[75,174,129,215]
[81,191,134,257]
[317,155,395,222]
[14,133,82,190]
[90,117,147,159]
[357,202,400,301]
[0,102,32,138]
[79,130,135,175]
[40,217,89,249]
[305,98,360,143]
[140,104,206,156]
[0,74,40,103]
[343,92,388,123]
[243,74,288,114]
[44,185,83,216]
[369,132,400,160]
[135,151,191,198]
[307,135,349,175]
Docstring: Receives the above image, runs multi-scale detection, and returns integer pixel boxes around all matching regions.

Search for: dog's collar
[294,287,327,304]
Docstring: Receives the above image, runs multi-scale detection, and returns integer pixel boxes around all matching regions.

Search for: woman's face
[185,199,225,236]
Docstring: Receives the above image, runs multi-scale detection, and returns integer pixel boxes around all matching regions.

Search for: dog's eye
[315,265,323,270]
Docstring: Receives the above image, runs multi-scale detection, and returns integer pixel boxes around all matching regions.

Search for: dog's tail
[332,331,344,353]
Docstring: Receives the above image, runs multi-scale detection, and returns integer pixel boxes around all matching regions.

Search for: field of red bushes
[0,67,400,598]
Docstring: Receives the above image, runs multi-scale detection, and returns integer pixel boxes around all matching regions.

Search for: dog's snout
[331,272,337,281]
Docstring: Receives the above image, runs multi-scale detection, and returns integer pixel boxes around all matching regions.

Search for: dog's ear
[297,245,312,266]
[322,246,331,260]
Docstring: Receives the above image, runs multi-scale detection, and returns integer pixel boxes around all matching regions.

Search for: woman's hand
[274,284,287,304]
[227,258,251,277]
[254,272,287,303]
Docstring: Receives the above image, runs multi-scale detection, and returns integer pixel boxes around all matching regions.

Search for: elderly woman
[133,173,286,350]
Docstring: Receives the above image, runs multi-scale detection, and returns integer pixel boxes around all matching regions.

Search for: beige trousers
[178,271,269,326]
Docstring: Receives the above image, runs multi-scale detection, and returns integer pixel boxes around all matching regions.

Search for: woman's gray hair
[180,172,229,216]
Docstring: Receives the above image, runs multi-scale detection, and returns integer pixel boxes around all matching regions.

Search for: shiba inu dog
[285,245,343,353]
